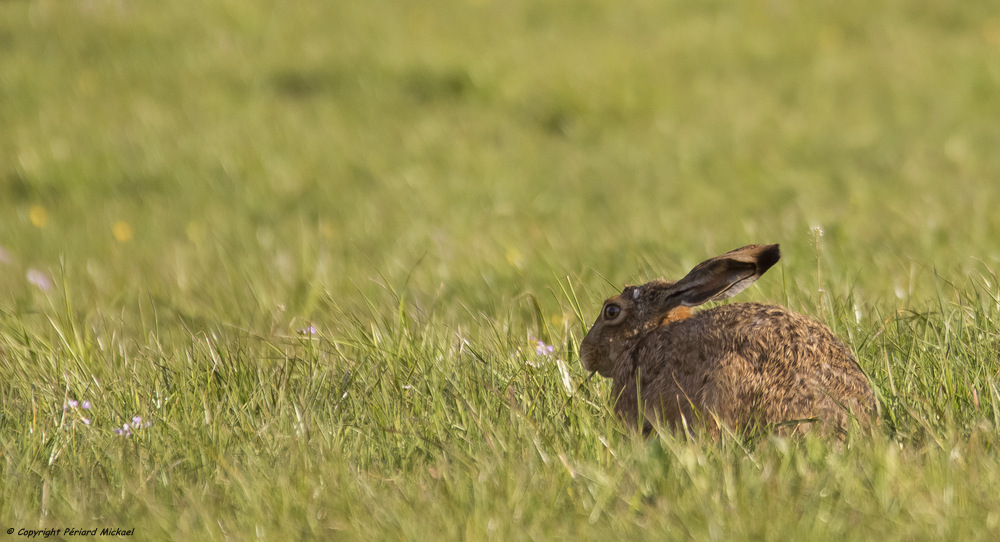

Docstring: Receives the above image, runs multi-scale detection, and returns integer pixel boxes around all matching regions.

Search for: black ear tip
[759,244,781,271]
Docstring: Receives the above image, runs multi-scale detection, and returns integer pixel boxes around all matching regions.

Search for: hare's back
[689,302,862,375]
[649,302,874,427]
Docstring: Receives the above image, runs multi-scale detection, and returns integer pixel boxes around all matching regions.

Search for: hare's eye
[603,304,622,320]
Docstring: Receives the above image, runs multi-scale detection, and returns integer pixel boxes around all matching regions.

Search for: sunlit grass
[2,0,1000,539]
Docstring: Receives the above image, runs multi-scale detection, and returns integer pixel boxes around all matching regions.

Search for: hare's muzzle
[579,344,596,372]
[579,335,612,377]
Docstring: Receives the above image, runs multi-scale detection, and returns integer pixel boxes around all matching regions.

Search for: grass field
[3,0,1000,539]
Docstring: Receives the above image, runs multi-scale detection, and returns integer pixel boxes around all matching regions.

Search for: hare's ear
[667,244,780,307]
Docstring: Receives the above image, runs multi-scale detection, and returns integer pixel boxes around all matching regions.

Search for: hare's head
[580,244,781,377]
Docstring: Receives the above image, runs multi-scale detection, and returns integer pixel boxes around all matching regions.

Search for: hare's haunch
[580,244,875,435]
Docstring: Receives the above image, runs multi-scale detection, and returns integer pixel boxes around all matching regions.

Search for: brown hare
[580,244,875,436]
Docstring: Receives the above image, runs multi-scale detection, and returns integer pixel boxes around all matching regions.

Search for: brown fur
[580,244,876,436]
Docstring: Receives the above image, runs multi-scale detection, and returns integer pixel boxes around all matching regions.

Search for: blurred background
[2,0,999,331]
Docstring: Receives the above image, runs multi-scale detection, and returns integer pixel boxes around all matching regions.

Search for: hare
[580,244,875,436]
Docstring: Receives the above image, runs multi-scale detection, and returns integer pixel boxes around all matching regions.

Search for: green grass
[2,0,1000,539]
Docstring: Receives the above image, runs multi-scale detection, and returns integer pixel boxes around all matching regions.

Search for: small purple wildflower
[27,268,53,291]
[297,325,318,335]
[530,337,556,357]
[114,415,152,437]
[65,398,91,410]
[63,398,93,427]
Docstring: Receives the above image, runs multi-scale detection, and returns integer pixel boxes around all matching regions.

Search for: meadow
[2,0,1000,539]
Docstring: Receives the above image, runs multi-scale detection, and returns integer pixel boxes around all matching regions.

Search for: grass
[2,0,1000,539]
